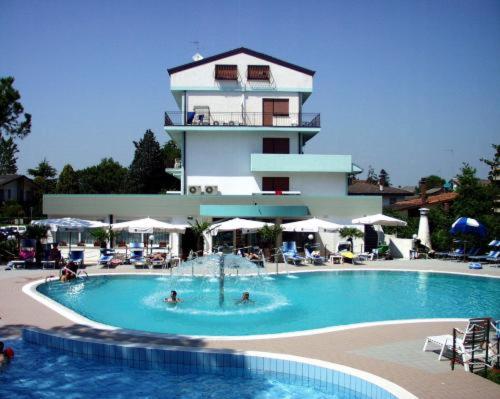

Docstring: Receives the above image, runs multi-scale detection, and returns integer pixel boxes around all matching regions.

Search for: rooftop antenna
[191,41,203,61]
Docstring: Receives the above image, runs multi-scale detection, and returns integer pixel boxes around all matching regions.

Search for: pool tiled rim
[22,328,416,399]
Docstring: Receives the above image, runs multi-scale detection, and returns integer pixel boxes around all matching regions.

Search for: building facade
[44,48,381,255]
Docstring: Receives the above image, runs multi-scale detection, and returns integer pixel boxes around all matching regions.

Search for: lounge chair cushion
[469,263,482,269]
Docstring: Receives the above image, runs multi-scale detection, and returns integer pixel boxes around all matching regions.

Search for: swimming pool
[0,336,392,399]
[34,271,500,337]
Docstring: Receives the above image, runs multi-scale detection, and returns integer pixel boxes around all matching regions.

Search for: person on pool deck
[60,261,78,282]
[165,290,182,303]
[49,243,64,268]
[245,251,260,261]
[236,291,254,304]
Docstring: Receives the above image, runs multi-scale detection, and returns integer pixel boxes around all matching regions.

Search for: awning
[200,205,309,218]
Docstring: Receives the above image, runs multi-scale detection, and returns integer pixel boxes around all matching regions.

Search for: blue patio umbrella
[450,217,487,238]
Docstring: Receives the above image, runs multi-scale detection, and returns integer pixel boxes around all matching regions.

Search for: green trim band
[200,205,309,217]
[251,154,352,173]
[171,86,312,93]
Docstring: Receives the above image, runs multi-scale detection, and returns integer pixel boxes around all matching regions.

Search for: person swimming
[236,291,254,304]
[0,341,14,364]
[164,290,181,303]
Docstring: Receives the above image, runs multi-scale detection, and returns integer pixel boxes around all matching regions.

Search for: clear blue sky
[1,0,499,186]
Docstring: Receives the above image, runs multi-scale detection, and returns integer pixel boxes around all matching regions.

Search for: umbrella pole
[69,232,72,252]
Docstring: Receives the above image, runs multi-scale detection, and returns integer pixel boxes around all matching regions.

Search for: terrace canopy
[111,217,189,234]
[281,218,343,232]
[351,214,407,227]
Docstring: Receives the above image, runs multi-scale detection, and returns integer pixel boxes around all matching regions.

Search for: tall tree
[162,140,181,168]
[480,143,499,182]
[0,137,18,174]
[452,163,491,219]
[0,77,31,140]
[366,165,378,184]
[422,175,445,190]
[79,158,128,194]
[129,130,167,193]
[28,158,57,194]
[56,164,79,194]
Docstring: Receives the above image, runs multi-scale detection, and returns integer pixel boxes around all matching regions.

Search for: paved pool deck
[1,259,499,398]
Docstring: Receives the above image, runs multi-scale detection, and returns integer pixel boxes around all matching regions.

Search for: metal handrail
[165,111,320,128]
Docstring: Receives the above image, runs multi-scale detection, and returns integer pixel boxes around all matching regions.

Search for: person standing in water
[165,290,182,303]
[236,291,254,304]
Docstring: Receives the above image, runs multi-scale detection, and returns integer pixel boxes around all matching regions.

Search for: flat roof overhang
[200,204,309,218]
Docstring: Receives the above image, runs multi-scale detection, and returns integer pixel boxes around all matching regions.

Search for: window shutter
[248,65,270,80]
[215,65,238,80]
[273,99,289,116]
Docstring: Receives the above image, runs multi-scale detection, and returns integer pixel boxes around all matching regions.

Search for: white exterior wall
[186,92,300,122]
[171,53,313,91]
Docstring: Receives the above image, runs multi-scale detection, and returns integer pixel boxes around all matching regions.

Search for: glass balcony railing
[164,111,320,128]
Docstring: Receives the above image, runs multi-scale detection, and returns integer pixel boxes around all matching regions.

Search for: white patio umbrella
[351,213,407,227]
[207,218,273,236]
[31,218,109,250]
[111,217,189,234]
[281,218,343,232]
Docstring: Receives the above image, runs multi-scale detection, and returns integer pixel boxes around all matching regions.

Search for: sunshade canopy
[208,218,273,236]
[450,217,487,237]
[281,218,343,233]
[32,218,108,232]
[111,217,189,234]
[351,213,407,227]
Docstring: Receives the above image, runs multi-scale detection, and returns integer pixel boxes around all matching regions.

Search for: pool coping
[22,327,417,399]
[22,268,498,341]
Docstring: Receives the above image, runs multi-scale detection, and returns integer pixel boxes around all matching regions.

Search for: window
[263,138,289,154]
[7,189,11,200]
[263,99,290,126]
[262,177,289,192]
[215,65,238,80]
[272,99,289,116]
[248,65,270,80]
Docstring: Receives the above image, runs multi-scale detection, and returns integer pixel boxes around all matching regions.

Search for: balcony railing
[164,111,320,128]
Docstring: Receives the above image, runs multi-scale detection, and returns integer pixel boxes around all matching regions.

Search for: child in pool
[236,291,254,304]
[164,290,182,303]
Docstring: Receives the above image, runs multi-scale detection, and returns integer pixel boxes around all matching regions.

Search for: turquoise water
[37,271,500,336]
[0,340,362,399]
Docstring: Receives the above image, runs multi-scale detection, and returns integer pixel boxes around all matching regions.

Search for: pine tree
[0,76,31,140]
[0,137,18,174]
[366,165,378,184]
[128,130,167,193]
[379,169,390,186]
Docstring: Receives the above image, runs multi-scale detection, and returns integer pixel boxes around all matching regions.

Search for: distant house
[0,175,37,204]
[391,178,458,217]
[348,180,413,207]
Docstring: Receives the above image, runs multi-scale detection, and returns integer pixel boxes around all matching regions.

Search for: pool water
[37,271,500,336]
[0,340,363,399]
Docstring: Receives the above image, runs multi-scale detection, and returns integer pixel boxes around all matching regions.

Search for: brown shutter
[262,99,274,126]
[272,99,289,116]
[274,138,289,154]
[274,177,289,191]
[263,138,273,153]
[215,65,238,80]
[248,65,270,80]
[262,177,273,191]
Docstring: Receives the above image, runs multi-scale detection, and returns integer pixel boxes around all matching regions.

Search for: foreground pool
[36,271,500,336]
[0,339,368,399]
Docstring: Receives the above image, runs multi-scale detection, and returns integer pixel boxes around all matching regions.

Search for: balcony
[250,154,353,173]
[164,111,320,128]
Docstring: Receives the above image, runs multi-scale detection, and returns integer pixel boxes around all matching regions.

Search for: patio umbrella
[351,213,407,227]
[111,217,189,234]
[281,218,343,232]
[208,218,273,236]
[31,218,108,250]
[450,217,487,238]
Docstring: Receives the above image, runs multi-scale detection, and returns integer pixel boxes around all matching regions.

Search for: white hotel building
[44,48,381,256]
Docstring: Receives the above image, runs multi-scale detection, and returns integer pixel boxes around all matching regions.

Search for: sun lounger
[468,250,496,261]
[98,248,116,267]
[304,246,325,265]
[423,317,491,371]
[68,249,84,266]
[281,241,304,265]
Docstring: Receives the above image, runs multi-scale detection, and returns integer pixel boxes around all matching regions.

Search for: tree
[0,137,18,174]
[129,130,168,193]
[27,158,57,194]
[162,140,181,168]
[258,224,283,250]
[0,200,24,218]
[366,165,378,184]
[56,164,79,194]
[452,163,491,219]
[379,169,390,186]
[480,144,499,182]
[0,76,31,140]
[78,158,128,193]
[423,175,445,190]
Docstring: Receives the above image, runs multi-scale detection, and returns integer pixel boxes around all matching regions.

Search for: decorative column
[417,208,432,249]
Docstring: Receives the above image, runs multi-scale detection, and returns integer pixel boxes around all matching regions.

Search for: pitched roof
[348,180,413,196]
[167,47,315,76]
[391,192,458,210]
[0,174,36,187]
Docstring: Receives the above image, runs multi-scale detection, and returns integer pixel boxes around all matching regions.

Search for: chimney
[419,178,427,203]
